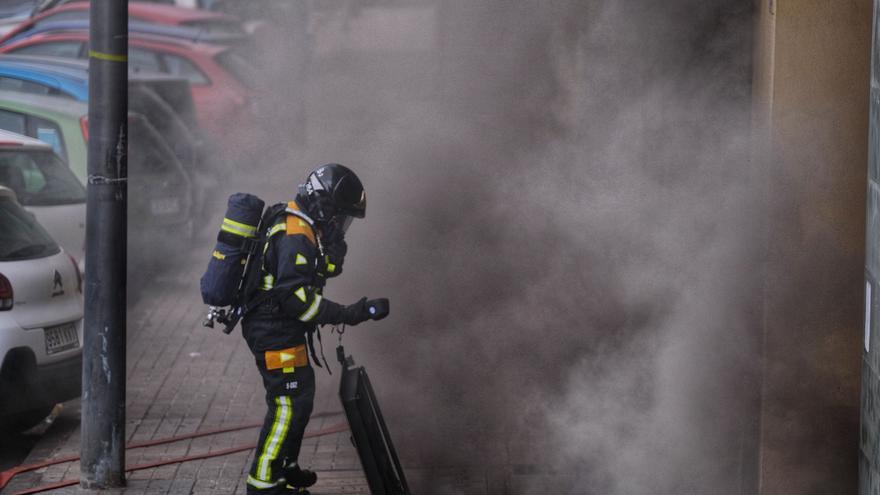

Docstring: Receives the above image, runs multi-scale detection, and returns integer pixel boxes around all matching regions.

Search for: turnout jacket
[241,200,348,354]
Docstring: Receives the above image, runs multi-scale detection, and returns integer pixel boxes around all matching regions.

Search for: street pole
[80,0,128,488]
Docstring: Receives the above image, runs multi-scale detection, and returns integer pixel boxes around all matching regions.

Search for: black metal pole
[80,0,128,488]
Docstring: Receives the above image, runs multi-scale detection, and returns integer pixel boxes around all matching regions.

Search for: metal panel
[339,352,410,495]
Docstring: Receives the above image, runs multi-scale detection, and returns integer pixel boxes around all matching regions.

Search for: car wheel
[1,404,53,432]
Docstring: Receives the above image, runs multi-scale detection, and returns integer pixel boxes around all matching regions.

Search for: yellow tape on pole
[88,50,128,62]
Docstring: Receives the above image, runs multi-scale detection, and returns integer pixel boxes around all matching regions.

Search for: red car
[0,31,258,144]
[0,1,244,46]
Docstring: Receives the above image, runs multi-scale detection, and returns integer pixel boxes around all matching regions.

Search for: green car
[0,90,88,180]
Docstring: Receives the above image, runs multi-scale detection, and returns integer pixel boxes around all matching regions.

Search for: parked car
[0,55,201,134]
[0,32,259,141]
[129,78,215,226]
[0,18,251,50]
[18,0,245,38]
[0,89,87,177]
[0,58,205,171]
[0,58,214,220]
[127,112,197,246]
[0,129,84,268]
[0,54,89,99]
[0,97,196,255]
[0,184,82,432]
[0,0,37,37]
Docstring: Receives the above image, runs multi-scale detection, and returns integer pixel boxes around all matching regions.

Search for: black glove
[340,297,390,325]
[366,298,390,320]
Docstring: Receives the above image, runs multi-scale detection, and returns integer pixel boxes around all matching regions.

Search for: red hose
[0,411,343,491]
[10,422,350,495]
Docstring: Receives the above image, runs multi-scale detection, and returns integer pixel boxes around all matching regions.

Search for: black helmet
[297,163,366,231]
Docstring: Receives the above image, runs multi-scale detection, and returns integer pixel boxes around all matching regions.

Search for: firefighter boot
[245,481,294,495]
[284,464,317,492]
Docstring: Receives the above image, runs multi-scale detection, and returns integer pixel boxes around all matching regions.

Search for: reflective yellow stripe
[212,250,226,260]
[261,274,274,290]
[294,287,307,302]
[256,396,292,481]
[88,50,127,62]
[221,217,257,237]
[295,253,308,265]
[327,262,336,273]
[299,294,322,322]
[268,222,287,237]
[247,475,280,489]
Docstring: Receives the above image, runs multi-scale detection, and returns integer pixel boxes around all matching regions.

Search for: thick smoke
[246,0,759,493]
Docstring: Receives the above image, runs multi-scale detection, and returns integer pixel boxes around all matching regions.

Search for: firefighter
[243,163,389,494]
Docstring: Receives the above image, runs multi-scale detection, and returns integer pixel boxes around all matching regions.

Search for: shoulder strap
[237,203,287,306]
[262,203,290,231]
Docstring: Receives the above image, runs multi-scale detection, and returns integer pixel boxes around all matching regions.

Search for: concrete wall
[753,0,871,493]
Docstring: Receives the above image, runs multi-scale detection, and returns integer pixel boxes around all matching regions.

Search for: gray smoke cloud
[238,0,760,493]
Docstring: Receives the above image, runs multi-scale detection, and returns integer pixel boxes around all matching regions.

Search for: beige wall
[753,0,871,493]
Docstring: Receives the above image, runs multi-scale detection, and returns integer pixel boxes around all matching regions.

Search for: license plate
[45,322,79,355]
[150,197,180,215]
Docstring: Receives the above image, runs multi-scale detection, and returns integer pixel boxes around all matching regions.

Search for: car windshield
[129,117,176,175]
[215,50,258,89]
[0,148,85,206]
[0,195,59,261]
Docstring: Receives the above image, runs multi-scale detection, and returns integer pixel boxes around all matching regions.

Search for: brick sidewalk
[2,257,369,495]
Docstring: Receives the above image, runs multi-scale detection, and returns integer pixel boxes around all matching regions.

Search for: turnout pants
[246,353,316,492]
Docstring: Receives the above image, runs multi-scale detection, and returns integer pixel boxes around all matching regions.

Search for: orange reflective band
[264,345,308,370]
[286,215,316,244]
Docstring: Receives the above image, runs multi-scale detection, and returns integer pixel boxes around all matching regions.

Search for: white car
[0,129,85,269]
[0,185,83,431]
